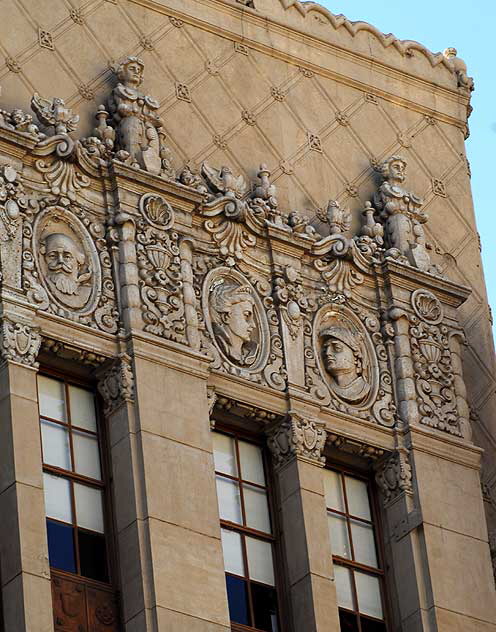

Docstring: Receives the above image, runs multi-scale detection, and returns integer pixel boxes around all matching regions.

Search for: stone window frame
[325,464,390,632]
[37,366,120,626]
[213,421,284,632]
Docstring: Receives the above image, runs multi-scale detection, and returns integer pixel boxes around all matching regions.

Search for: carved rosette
[305,302,396,426]
[136,193,186,342]
[0,317,41,367]
[375,449,413,505]
[267,413,327,468]
[22,203,118,333]
[97,354,135,415]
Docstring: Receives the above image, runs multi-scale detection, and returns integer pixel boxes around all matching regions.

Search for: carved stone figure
[209,280,258,366]
[108,56,171,176]
[31,93,79,135]
[41,232,91,307]
[374,156,434,272]
[321,324,371,405]
[201,163,247,199]
[326,199,351,235]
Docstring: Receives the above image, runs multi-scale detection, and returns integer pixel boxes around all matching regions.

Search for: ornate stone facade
[0,2,494,632]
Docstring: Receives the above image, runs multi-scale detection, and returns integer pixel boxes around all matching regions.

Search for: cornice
[382,260,471,309]
[407,423,482,470]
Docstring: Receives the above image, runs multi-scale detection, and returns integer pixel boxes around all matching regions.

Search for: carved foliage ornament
[409,290,460,435]
[22,203,118,333]
[267,413,327,468]
[136,193,185,342]
[0,317,41,367]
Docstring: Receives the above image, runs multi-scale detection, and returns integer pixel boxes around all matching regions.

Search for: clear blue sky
[318,1,495,337]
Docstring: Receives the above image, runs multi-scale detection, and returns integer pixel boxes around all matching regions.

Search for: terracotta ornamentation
[98,353,135,415]
[108,56,173,177]
[375,449,413,504]
[0,316,41,367]
[266,412,327,468]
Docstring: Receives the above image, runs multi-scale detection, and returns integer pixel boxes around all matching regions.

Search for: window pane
[345,476,371,520]
[216,476,242,524]
[43,473,73,523]
[355,572,383,619]
[252,582,278,632]
[339,609,360,632]
[221,528,245,577]
[69,385,97,432]
[239,441,265,486]
[324,469,345,512]
[73,431,101,480]
[334,564,355,610]
[226,575,249,626]
[213,433,237,476]
[40,420,71,470]
[328,512,351,559]
[244,484,271,533]
[38,376,66,422]
[78,530,108,582]
[74,483,104,533]
[246,537,275,586]
[46,519,76,573]
[351,520,378,568]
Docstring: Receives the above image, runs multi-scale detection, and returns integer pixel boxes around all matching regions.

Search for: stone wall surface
[0,1,495,631]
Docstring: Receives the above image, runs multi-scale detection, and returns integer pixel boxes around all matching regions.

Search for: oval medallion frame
[32,206,102,316]
[313,304,379,410]
[203,267,270,372]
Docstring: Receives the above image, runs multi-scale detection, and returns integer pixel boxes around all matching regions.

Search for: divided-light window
[38,374,110,584]
[324,468,388,632]
[213,430,279,632]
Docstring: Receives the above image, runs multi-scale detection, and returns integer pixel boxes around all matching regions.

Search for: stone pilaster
[100,339,230,631]
[0,316,53,632]
[267,412,341,632]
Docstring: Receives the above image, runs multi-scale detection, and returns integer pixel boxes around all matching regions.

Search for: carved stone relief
[0,317,41,367]
[0,165,26,241]
[409,290,461,436]
[313,304,378,408]
[98,354,135,415]
[136,193,186,342]
[22,202,118,333]
[203,267,269,371]
[266,412,327,468]
[306,302,396,426]
[375,448,414,505]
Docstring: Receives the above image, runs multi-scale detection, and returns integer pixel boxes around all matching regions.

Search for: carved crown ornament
[0,61,473,443]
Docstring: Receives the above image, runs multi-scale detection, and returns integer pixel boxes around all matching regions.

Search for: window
[38,374,110,583]
[213,430,279,632]
[324,468,388,632]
